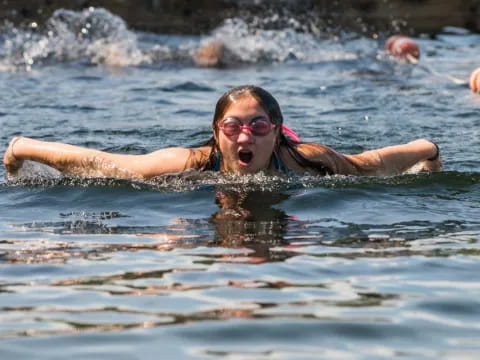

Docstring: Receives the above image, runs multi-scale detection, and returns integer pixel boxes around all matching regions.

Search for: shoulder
[184,146,214,170]
[290,143,341,166]
[187,146,212,161]
[295,143,336,158]
[278,143,339,174]
[279,142,364,175]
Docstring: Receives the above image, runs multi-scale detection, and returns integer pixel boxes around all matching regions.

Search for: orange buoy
[469,67,480,92]
[385,35,420,63]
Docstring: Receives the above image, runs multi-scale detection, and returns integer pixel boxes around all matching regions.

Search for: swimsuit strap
[211,151,221,171]
[272,151,288,173]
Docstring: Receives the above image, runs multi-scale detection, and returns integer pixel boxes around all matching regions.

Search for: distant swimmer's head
[211,85,282,175]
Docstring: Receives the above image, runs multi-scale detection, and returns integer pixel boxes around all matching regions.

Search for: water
[1,8,479,360]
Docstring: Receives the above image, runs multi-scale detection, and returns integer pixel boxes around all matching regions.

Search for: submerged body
[3,86,442,180]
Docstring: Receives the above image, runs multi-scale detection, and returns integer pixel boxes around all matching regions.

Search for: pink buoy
[385,35,405,53]
[469,67,480,92]
[385,35,420,63]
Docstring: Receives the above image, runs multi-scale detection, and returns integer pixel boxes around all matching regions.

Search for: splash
[0,7,149,71]
[195,18,357,66]
[0,8,361,71]
[5,158,478,194]
[6,160,63,182]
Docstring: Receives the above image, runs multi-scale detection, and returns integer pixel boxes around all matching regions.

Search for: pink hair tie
[282,125,300,143]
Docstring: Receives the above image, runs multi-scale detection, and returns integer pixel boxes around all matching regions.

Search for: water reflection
[6,183,479,266]
[5,188,296,264]
[1,187,479,349]
[137,189,294,264]
[211,190,291,263]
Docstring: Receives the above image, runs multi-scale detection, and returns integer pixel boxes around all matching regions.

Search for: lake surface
[0,8,479,360]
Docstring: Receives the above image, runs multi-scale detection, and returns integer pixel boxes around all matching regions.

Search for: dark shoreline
[1,0,479,35]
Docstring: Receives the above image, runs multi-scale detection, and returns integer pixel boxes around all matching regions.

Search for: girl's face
[216,94,278,175]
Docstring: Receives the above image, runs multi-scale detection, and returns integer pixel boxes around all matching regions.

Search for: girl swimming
[3,85,442,179]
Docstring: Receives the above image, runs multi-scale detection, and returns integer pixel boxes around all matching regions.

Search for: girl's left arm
[299,139,442,176]
[344,139,442,175]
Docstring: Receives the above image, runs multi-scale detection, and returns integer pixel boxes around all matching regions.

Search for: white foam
[199,17,357,65]
[9,160,63,181]
[0,8,150,71]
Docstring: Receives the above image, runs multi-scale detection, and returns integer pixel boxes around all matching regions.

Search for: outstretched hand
[404,155,443,174]
[425,154,443,172]
[3,137,24,175]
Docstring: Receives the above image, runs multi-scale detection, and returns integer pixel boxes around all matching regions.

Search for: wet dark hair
[190,85,332,175]
[212,85,284,127]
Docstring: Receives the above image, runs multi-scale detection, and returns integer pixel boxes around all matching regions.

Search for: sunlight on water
[0,5,479,360]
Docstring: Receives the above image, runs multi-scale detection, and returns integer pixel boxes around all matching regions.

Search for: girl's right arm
[3,137,200,180]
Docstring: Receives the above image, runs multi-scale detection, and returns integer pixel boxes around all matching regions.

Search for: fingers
[421,156,443,172]
[427,155,443,172]
[3,137,23,174]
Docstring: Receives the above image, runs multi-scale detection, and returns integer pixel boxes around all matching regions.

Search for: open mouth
[238,150,253,165]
